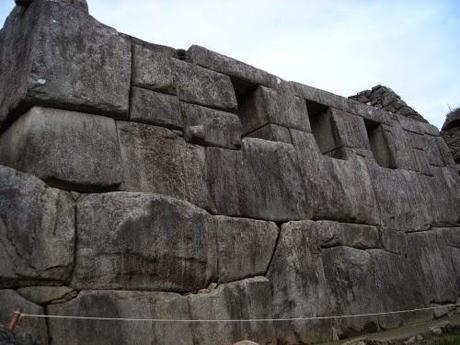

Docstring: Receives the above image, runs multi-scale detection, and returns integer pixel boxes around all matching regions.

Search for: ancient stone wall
[0,1,459,344]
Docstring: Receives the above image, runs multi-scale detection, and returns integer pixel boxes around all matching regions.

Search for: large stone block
[0,0,131,127]
[173,59,237,111]
[49,278,274,345]
[290,130,380,224]
[48,290,194,345]
[130,87,183,129]
[0,165,74,287]
[369,250,430,329]
[247,124,292,144]
[420,167,460,226]
[207,139,309,221]
[267,221,334,344]
[322,247,379,335]
[187,277,275,345]
[238,86,310,135]
[118,122,212,210]
[407,231,458,303]
[0,289,48,345]
[73,192,217,292]
[187,45,279,87]
[132,44,176,94]
[214,216,279,283]
[327,109,370,150]
[368,165,431,231]
[182,102,241,149]
[0,107,122,191]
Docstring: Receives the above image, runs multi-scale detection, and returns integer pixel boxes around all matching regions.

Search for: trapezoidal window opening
[307,100,346,160]
[230,77,260,136]
[364,119,396,169]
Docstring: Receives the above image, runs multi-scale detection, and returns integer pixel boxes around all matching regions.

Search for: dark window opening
[231,77,260,135]
[307,100,345,160]
[364,119,396,169]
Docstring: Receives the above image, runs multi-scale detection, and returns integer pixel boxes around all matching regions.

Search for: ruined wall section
[0,1,459,345]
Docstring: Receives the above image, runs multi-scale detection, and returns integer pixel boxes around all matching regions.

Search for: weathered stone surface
[214,216,279,283]
[379,228,407,255]
[247,124,292,144]
[367,165,431,231]
[407,231,458,303]
[267,221,334,344]
[0,107,122,191]
[182,102,241,149]
[17,0,89,11]
[207,139,309,221]
[0,0,131,127]
[130,87,183,129]
[48,290,194,345]
[331,109,370,150]
[322,247,379,335]
[188,277,275,345]
[0,324,15,345]
[16,286,76,305]
[317,221,379,249]
[0,165,74,286]
[291,130,380,223]
[442,108,460,131]
[0,290,47,345]
[420,167,460,226]
[238,85,310,134]
[187,45,279,87]
[370,250,430,329]
[350,85,428,123]
[118,122,212,210]
[173,59,237,111]
[49,278,274,345]
[290,81,396,125]
[132,44,176,94]
[73,192,216,292]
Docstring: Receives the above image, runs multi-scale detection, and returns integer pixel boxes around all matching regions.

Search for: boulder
[118,122,212,210]
[173,59,237,111]
[0,0,130,128]
[0,107,122,191]
[182,102,241,149]
[73,192,217,292]
[0,165,74,287]
[0,290,47,345]
[130,87,183,129]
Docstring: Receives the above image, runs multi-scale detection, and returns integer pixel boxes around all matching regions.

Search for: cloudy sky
[1,0,459,128]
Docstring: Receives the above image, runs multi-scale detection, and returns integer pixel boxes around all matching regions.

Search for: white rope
[18,303,459,323]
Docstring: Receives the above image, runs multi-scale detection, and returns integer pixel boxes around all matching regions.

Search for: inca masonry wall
[0,1,459,344]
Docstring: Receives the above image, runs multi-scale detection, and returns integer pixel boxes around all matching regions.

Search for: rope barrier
[18,303,459,323]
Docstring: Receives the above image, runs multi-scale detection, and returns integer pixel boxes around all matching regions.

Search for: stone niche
[0,1,459,345]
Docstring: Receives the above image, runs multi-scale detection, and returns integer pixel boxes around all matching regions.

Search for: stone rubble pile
[0,0,459,344]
